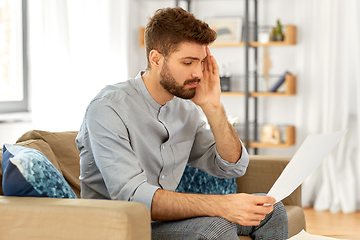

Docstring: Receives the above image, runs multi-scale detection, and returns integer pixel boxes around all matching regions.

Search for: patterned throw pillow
[1,144,77,199]
[175,165,237,195]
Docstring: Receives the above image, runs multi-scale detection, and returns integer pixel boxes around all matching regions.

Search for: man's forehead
[173,42,207,60]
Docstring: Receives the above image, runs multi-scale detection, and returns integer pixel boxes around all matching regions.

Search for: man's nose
[192,63,203,79]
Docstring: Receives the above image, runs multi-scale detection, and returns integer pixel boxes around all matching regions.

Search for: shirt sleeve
[187,120,249,178]
[84,98,160,210]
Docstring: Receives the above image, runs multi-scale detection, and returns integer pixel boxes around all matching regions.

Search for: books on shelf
[269,71,290,92]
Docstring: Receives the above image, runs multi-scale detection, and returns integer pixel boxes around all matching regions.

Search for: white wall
[0,121,34,145]
[28,1,129,132]
[130,0,301,156]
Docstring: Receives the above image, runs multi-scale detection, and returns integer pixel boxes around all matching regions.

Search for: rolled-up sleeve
[214,139,249,177]
[187,120,249,178]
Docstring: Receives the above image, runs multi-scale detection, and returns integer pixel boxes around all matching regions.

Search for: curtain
[28,0,129,131]
[295,0,360,213]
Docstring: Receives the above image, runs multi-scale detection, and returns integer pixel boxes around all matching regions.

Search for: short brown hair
[144,7,217,69]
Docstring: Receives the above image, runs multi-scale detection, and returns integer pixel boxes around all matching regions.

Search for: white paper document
[289,230,347,240]
[267,129,347,203]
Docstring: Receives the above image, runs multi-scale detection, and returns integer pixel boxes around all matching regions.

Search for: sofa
[0,130,305,240]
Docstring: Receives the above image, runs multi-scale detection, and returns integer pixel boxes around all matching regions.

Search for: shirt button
[161,175,165,179]
[162,145,165,150]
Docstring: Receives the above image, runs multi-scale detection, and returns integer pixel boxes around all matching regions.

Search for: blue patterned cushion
[1,144,77,199]
[175,165,237,195]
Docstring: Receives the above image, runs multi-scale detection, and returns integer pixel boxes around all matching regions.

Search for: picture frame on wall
[206,17,243,44]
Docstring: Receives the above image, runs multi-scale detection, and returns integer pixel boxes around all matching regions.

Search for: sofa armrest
[0,196,151,240]
[236,155,302,207]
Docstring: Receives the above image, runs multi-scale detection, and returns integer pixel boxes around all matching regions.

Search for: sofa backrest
[0,130,81,197]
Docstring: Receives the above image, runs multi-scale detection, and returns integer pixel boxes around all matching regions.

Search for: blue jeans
[151,201,289,240]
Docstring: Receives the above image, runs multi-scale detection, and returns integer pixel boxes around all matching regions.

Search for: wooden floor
[303,207,360,238]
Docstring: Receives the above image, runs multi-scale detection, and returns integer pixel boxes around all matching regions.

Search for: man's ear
[149,50,164,69]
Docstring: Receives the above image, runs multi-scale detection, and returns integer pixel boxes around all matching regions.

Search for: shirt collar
[135,71,162,111]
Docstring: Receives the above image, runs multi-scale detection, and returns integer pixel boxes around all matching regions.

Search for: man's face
[159,42,207,100]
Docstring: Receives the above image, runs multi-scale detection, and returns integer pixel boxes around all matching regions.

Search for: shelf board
[211,41,295,48]
[221,74,297,96]
[251,91,295,97]
[249,142,294,148]
[244,126,296,148]
[213,25,297,47]
[221,91,295,97]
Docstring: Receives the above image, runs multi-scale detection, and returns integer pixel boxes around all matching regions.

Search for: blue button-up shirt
[76,71,249,210]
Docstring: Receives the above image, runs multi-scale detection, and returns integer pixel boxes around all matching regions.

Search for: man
[76,7,288,240]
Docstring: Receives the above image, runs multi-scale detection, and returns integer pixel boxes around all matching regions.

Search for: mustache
[183,78,200,85]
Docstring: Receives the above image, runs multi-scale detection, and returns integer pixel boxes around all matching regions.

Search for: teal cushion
[175,165,237,195]
[1,144,77,199]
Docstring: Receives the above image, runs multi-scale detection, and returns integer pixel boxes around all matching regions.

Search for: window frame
[0,0,28,114]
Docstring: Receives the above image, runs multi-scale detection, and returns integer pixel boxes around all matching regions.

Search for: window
[0,0,28,114]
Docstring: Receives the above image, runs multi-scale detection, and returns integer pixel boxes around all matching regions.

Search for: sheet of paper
[267,129,347,203]
[289,230,347,240]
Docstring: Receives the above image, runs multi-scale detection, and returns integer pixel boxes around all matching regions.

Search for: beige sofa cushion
[286,205,306,237]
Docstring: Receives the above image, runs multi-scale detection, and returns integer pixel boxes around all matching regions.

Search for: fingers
[253,196,275,215]
[237,209,269,226]
[236,195,275,226]
[205,46,212,73]
[205,46,219,76]
[254,195,276,205]
[240,206,272,226]
[255,204,274,216]
[210,55,219,76]
[219,194,276,227]
[242,216,266,226]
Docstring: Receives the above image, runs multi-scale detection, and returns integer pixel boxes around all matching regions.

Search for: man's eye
[184,62,192,66]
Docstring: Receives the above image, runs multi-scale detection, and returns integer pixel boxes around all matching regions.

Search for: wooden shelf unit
[221,74,296,97]
[244,126,296,148]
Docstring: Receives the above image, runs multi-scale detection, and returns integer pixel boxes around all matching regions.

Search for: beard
[159,62,200,100]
